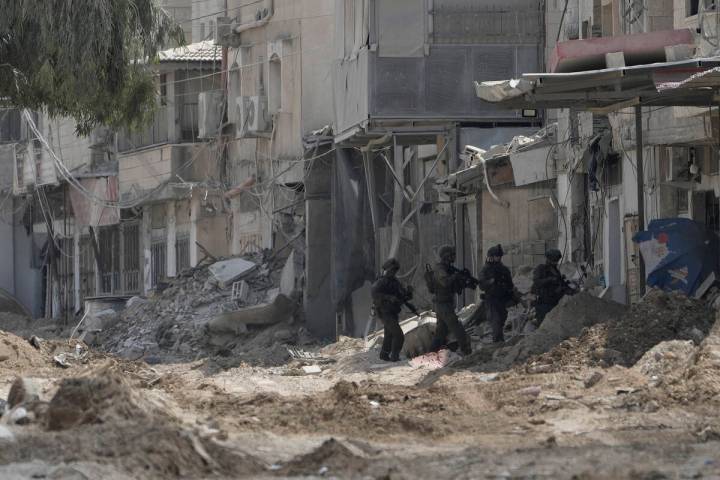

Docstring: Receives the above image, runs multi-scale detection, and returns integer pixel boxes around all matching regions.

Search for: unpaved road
[0,327,718,480]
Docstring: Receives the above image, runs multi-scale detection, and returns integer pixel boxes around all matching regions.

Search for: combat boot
[379,351,391,362]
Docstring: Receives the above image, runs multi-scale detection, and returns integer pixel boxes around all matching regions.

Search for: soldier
[531,248,567,325]
[427,245,475,355]
[477,244,515,343]
[371,258,413,362]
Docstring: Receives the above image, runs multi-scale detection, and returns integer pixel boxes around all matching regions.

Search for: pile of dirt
[45,372,169,430]
[194,380,479,439]
[0,422,265,479]
[459,293,627,371]
[535,289,714,369]
[0,330,49,370]
[605,289,713,366]
[279,438,370,477]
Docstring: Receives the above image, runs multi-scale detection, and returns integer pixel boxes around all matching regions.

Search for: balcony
[118,143,220,203]
[117,106,170,153]
[332,0,543,138]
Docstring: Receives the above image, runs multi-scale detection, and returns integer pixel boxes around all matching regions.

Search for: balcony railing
[117,106,169,153]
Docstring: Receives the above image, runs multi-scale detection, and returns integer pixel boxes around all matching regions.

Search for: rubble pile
[536,289,715,369]
[96,252,302,362]
[487,293,627,370]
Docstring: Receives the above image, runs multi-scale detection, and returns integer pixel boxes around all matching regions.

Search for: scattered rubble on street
[0,283,718,478]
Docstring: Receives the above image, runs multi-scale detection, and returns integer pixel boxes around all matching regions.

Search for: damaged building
[3,0,720,342]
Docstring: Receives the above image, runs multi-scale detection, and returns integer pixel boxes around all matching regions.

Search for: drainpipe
[233,0,274,34]
[635,104,645,295]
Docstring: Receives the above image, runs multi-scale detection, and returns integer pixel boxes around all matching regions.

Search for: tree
[0,0,183,134]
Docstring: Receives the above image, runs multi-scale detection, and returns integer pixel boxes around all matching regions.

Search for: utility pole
[635,104,645,295]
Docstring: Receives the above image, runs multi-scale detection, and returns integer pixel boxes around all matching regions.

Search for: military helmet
[487,244,504,257]
[545,248,562,261]
[438,245,456,261]
[382,258,400,271]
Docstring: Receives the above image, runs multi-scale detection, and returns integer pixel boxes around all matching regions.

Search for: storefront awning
[475,57,720,112]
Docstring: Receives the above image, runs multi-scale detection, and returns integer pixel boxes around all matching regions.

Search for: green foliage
[0,0,184,134]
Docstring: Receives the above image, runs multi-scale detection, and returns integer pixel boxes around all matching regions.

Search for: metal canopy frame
[480,58,720,111]
[474,57,720,295]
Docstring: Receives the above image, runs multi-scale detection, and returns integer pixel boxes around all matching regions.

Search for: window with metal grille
[176,235,190,273]
[79,235,96,301]
[122,222,140,293]
[98,227,120,294]
[57,237,75,312]
[151,241,167,287]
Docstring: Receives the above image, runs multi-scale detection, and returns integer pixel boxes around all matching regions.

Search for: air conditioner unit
[236,96,270,138]
[198,90,225,139]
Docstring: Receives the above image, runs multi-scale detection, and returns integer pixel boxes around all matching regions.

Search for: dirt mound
[605,289,713,366]
[0,422,265,479]
[46,373,168,430]
[463,293,626,371]
[279,438,369,476]
[194,380,477,439]
[535,290,714,369]
[0,330,49,369]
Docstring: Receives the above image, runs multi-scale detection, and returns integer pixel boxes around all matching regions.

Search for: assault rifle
[448,265,480,289]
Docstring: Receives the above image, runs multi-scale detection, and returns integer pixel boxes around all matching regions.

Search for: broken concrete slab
[208,258,258,288]
[7,378,40,409]
[279,250,297,297]
[208,293,296,336]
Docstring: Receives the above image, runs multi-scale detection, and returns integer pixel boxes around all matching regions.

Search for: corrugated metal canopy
[475,57,720,111]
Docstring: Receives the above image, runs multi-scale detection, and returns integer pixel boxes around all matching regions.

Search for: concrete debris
[633,340,697,378]
[517,386,542,397]
[287,347,334,364]
[5,407,30,425]
[583,371,603,389]
[302,365,322,374]
[209,292,296,332]
[208,258,258,288]
[0,425,14,442]
[53,354,71,369]
[97,251,301,362]
[7,378,40,409]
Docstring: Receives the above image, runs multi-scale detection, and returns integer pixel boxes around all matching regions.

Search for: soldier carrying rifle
[424,245,476,355]
[531,249,577,325]
[477,244,515,343]
[371,258,418,362]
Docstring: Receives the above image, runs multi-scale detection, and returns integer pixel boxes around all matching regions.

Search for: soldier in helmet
[427,245,474,355]
[531,248,566,325]
[477,244,515,343]
[371,258,413,362]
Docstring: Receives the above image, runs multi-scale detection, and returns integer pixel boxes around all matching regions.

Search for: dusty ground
[0,297,718,479]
